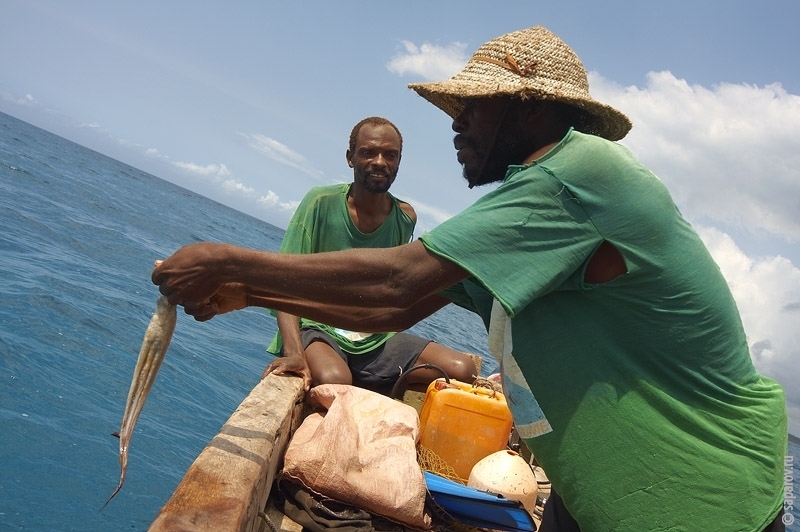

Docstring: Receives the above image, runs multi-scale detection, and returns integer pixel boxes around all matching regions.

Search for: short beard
[362,180,391,193]
[463,125,529,188]
[355,166,397,193]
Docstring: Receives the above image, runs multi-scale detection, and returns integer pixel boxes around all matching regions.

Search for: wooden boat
[148,372,306,532]
[147,367,548,532]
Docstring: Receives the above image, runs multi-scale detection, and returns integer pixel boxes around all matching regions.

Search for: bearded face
[348,123,401,194]
[453,98,534,188]
[353,155,398,193]
[460,125,531,187]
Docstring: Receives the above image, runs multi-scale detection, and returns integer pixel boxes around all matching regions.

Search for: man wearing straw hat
[153,26,787,531]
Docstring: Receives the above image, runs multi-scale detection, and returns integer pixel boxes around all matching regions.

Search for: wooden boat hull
[147,355,546,531]
[148,373,305,532]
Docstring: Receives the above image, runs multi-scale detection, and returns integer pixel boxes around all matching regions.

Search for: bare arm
[264,311,313,390]
[275,312,303,359]
[180,280,454,330]
[151,240,468,332]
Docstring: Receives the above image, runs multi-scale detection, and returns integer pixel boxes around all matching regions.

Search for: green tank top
[267,183,414,355]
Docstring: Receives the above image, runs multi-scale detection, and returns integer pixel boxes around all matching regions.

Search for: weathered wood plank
[149,373,305,532]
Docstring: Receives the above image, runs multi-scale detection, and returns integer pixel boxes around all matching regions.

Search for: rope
[471,377,499,396]
[257,510,280,532]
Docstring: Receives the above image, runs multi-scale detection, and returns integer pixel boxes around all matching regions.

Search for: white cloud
[240,132,323,179]
[257,190,300,212]
[144,147,168,161]
[1,91,37,106]
[257,190,280,206]
[386,40,469,81]
[169,159,299,222]
[172,161,232,180]
[594,71,800,241]
[222,178,255,195]
[399,195,456,234]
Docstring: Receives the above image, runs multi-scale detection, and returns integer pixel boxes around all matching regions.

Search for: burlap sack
[282,384,431,530]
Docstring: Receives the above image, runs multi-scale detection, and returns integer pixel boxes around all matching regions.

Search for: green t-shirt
[267,183,415,355]
[421,130,786,531]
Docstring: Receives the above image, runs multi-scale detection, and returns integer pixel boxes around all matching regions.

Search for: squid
[104,295,176,508]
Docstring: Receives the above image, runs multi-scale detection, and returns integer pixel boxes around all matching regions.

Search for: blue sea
[0,111,495,531]
[0,110,798,531]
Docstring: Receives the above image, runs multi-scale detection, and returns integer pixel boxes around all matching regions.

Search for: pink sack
[282,384,431,530]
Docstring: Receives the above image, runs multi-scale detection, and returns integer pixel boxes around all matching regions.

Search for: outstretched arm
[151,240,468,332]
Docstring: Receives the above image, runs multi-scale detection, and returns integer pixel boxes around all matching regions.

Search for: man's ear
[345,149,354,168]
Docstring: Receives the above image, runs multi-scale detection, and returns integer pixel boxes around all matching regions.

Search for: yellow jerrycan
[418,378,513,481]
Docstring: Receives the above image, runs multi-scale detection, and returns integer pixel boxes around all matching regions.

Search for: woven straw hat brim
[407,26,632,141]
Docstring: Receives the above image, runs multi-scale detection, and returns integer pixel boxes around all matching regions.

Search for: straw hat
[408,26,632,141]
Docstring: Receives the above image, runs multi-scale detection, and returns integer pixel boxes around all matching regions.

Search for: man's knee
[418,345,476,383]
[305,340,352,386]
[445,351,477,383]
[312,365,353,386]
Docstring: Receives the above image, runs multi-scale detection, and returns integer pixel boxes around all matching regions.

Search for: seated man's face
[349,123,401,194]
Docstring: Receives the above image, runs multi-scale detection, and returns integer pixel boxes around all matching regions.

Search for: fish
[103,295,177,508]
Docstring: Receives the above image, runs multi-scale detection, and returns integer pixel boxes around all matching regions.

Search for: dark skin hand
[266,311,312,390]
[152,240,468,334]
[152,241,464,393]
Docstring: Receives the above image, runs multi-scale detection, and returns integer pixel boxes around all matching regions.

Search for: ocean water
[0,111,493,531]
[0,110,797,531]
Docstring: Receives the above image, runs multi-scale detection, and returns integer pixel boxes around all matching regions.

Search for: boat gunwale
[148,372,305,532]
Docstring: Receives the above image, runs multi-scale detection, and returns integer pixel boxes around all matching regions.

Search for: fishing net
[417,445,486,531]
[417,444,464,484]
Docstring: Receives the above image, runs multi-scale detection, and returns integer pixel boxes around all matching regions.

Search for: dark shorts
[299,327,430,396]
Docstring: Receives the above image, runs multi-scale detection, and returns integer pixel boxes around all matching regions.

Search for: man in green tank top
[154,28,788,531]
[263,117,474,395]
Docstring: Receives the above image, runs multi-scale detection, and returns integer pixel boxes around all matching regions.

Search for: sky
[2,0,799,434]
